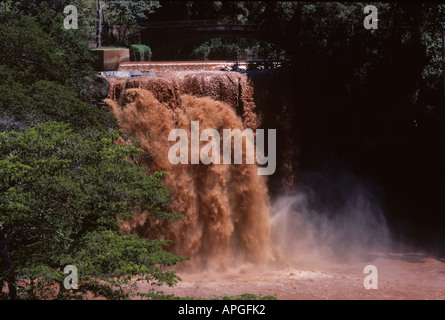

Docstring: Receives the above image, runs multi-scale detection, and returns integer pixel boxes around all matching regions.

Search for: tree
[0,13,119,133]
[0,65,117,134]
[0,6,99,101]
[98,0,160,46]
[0,13,69,85]
[0,122,186,299]
[97,0,104,47]
[0,9,187,299]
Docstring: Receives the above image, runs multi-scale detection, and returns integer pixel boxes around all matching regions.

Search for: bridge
[139,19,280,60]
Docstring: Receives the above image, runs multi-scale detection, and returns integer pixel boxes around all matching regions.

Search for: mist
[270,167,392,264]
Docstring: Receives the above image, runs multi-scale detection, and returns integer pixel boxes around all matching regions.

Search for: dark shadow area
[248,59,445,253]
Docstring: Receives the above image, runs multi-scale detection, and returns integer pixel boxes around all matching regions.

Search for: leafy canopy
[0,122,185,299]
[0,66,117,134]
[0,13,69,84]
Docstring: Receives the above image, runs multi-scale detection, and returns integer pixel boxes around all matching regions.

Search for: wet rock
[91,74,110,104]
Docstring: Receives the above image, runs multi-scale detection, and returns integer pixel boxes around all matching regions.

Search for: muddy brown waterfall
[105,71,272,270]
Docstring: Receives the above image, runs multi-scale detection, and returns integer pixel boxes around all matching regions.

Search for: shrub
[130,44,152,61]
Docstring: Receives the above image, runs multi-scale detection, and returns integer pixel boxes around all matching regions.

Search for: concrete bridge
[139,19,279,60]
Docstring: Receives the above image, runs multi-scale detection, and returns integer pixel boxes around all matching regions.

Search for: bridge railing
[142,19,251,28]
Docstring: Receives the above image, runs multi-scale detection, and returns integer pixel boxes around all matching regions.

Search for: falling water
[104,69,391,272]
[105,71,272,270]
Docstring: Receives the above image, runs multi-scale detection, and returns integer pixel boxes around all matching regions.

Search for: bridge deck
[141,19,255,28]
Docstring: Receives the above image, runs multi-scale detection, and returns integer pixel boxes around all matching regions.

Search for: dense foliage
[130,44,153,61]
[1,2,97,100]
[0,9,186,300]
[104,0,160,45]
[191,38,285,61]
[0,122,185,299]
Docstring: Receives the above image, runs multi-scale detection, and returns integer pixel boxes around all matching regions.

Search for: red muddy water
[139,251,445,300]
[104,62,445,299]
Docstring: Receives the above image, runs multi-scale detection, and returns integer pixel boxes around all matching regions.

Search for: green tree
[0,66,116,134]
[0,7,98,100]
[0,13,117,132]
[100,0,161,46]
[0,122,186,299]
[0,13,69,85]
[0,4,187,300]
[31,4,99,100]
